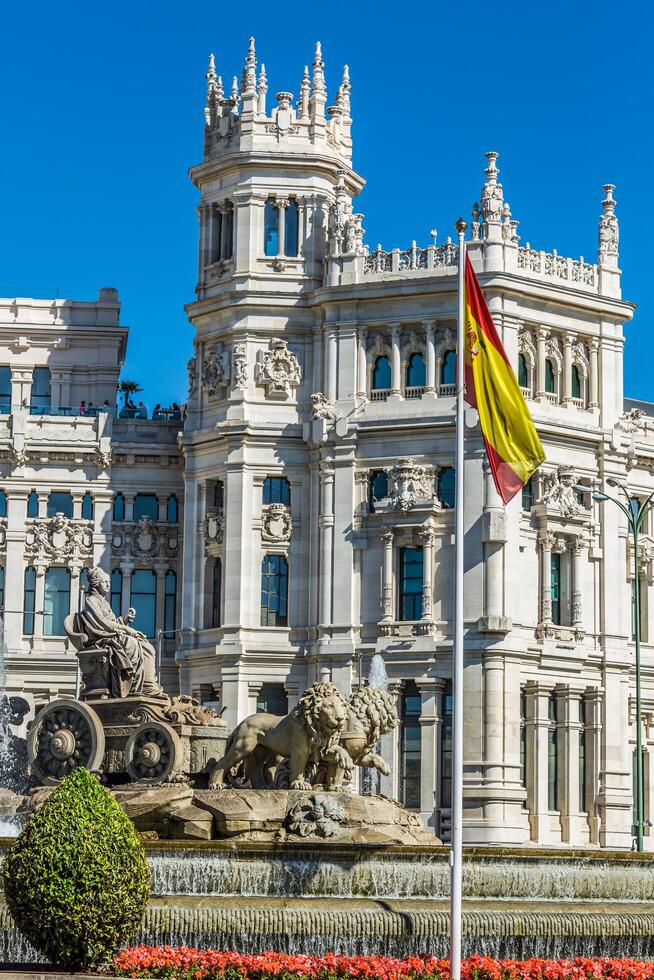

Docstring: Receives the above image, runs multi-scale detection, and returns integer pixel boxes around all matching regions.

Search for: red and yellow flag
[464,254,545,504]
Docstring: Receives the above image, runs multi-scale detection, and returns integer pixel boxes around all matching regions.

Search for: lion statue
[314,685,399,791]
[208,681,349,790]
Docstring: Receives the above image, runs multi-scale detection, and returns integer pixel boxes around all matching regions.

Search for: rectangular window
[0,367,11,412]
[400,681,422,809]
[110,569,122,618]
[23,567,36,635]
[164,571,176,636]
[264,200,278,256]
[222,209,234,260]
[133,494,159,522]
[256,684,288,716]
[551,552,561,626]
[284,202,299,257]
[212,559,222,628]
[440,681,453,810]
[130,569,157,638]
[438,467,455,509]
[521,476,534,511]
[44,567,71,636]
[399,547,423,621]
[260,554,288,627]
[548,693,558,811]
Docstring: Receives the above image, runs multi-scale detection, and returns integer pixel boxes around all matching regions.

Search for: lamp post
[580,478,654,851]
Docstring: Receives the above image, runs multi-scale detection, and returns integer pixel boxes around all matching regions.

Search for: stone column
[536,328,547,398]
[572,535,586,636]
[424,319,436,393]
[194,484,207,630]
[563,333,574,404]
[197,203,210,284]
[418,678,441,831]
[219,203,231,259]
[3,490,28,653]
[357,326,367,398]
[538,530,554,633]
[318,462,334,631]
[481,464,508,631]
[525,681,553,841]
[276,198,288,257]
[589,340,600,408]
[560,688,588,844]
[585,687,602,843]
[124,493,135,522]
[418,524,434,624]
[325,325,337,402]
[390,325,401,396]
[380,528,394,624]
[69,562,81,615]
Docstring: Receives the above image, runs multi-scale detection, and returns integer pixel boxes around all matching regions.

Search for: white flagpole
[450,217,467,980]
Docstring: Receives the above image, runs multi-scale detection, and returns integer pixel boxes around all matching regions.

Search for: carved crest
[261,503,291,543]
[387,458,433,512]
[204,506,224,555]
[25,515,93,561]
[202,349,228,396]
[256,338,301,400]
[538,466,581,519]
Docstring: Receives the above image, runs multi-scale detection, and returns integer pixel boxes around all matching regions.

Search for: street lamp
[578,478,654,851]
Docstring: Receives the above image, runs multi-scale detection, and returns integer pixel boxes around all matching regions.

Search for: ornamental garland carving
[261,503,292,543]
[25,515,93,561]
[111,517,179,562]
[255,338,301,400]
[310,392,341,421]
[232,343,248,390]
[538,466,581,520]
[0,517,7,557]
[204,506,224,556]
[617,408,647,433]
[202,349,229,396]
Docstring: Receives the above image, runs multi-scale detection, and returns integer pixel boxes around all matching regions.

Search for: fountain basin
[3,841,654,961]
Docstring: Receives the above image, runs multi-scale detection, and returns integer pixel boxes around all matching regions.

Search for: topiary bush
[2,766,150,970]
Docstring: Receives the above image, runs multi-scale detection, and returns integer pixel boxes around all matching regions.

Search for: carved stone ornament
[598,184,619,265]
[187,356,198,398]
[261,502,292,543]
[232,343,248,390]
[481,151,504,224]
[204,506,224,554]
[202,349,228,396]
[95,448,113,469]
[617,408,647,433]
[25,514,93,561]
[285,793,345,839]
[538,465,581,519]
[310,391,342,421]
[112,517,178,562]
[0,517,7,556]
[388,457,434,512]
[255,337,301,400]
[8,445,28,469]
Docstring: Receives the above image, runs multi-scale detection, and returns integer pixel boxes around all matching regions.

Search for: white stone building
[3,37,654,850]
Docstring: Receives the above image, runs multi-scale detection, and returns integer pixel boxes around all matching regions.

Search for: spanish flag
[463,254,545,504]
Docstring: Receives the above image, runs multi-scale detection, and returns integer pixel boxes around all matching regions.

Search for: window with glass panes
[368,470,388,510]
[406,352,426,388]
[400,681,422,809]
[130,569,157,637]
[441,350,455,386]
[371,355,391,390]
[31,367,51,411]
[260,554,288,627]
[212,559,222,628]
[551,552,562,625]
[545,359,555,393]
[23,567,36,635]
[0,566,4,613]
[548,693,559,810]
[438,467,455,509]
[133,494,158,521]
[263,477,290,506]
[44,567,71,636]
[164,571,176,635]
[522,476,534,511]
[0,367,10,411]
[113,493,125,521]
[79,568,89,610]
[0,490,6,519]
[257,683,288,716]
[284,202,299,256]
[398,547,423,621]
[27,491,38,518]
[81,492,94,521]
[518,353,529,389]
[213,481,224,512]
[47,492,73,518]
[166,495,179,523]
[440,681,453,809]
[571,364,582,399]
[110,570,122,618]
[264,200,278,256]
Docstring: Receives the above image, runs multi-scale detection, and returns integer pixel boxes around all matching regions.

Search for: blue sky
[1,0,651,406]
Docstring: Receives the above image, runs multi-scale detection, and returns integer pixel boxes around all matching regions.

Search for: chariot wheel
[28,699,105,786]
[124,721,182,784]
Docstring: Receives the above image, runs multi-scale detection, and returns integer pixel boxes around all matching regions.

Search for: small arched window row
[82,492,94,522]
[209,200,234,264]
[440,350,455,391]
[371,354,391,400]
[47,491,73,519]
[405,351,426,396]
[264,198,299,258]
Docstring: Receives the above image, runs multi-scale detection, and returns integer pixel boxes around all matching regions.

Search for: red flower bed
[112,949,654,980]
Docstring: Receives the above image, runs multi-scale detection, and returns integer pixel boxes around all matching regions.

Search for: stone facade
[2,38,653,850]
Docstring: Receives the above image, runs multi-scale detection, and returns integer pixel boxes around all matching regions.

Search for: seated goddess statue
[66,566,167,700]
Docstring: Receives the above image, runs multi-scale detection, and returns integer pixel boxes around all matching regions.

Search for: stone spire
[598,183,619,267]
[299,65,310,121]
[241,36,257,95]
[310,41,327,127]
[480,151,505,243]
[257,63,268,117]
[340,65,351,120]
[205,53,219,126]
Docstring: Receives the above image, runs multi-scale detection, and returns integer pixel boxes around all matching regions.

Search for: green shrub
[2,767,150,970]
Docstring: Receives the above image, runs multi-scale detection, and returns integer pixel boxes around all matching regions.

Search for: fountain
[2,578,654,962]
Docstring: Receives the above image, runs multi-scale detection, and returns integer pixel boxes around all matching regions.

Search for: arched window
[110,569,122,618]
[545,359,555,394]
[368,470,389,510]
[398,547,423,621]
[212,559,222,628]
[518,353,529,389]
[113,493,125,521]
[400,680,422,810]
[133,493,158,521]
[261,554,288,627]
[438,467,455,509]
[166,495,179,523]
[130,570,157,638]
[263,476,290,506]
[264,200,278,256]
[440,350,455,386]
[31,367,51,413]
[81,492,94,521]
[0,490,6,519]
[27,490,39,518]
[23,567,36,635]
[571,364,582,400]
[284,202,299,257]
[372,355,391,391]
[0,367,11,412]
[164,570,176,636]
[47,492,73,518]
[257,683,289,716]
[44,567,71,636]
[406,352,426,388]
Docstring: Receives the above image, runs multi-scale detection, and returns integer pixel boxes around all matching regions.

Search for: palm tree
[117,380,143,408]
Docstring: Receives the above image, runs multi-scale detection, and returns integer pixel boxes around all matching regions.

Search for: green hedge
[3,767,150,970]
